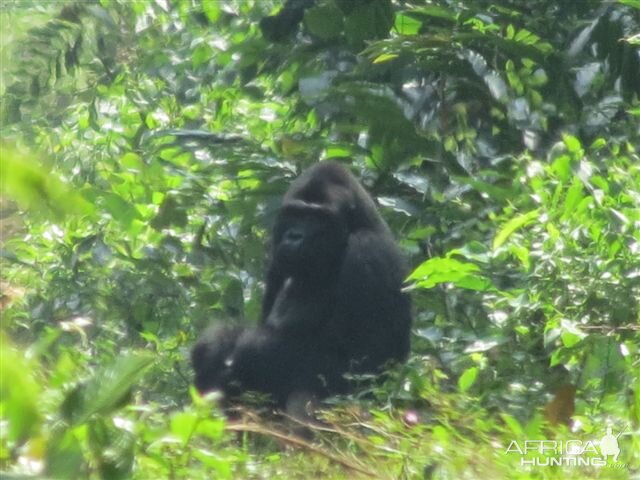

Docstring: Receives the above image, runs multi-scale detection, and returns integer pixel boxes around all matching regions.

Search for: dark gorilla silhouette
[191,161,412,406]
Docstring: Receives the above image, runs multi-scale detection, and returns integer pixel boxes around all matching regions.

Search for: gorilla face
[191,161,412,407]
[272,202,348,281]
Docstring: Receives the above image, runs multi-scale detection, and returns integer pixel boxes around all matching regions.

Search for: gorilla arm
[227,327,349,403]
[328,229,412,371]
[264,277,337,332]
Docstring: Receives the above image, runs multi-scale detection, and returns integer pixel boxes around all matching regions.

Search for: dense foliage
[1,1,638,478]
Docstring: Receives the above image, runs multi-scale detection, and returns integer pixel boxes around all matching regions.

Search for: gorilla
[191,161,412,406]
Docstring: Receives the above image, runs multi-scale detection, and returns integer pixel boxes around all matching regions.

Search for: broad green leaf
[345,0,393,46]
[561,330,582,348]
[102,192,141,227]
[618,0,640,9]
[562,179,584,220]
[409,257,481,280]
[493,209,539,249]
[46,429,85,479]
[0,145,94,219]
[192,44,213,69]
[304,4,344,40]
[121,152,143,172]
[0,337,41,442]
[202,2,221,23]
[409,257,494,291]
[458,367,478,392]
[196,417,226,440]
[563,134,582,154]
[590,137,607,150]
[559,319,586,348]
[61,354,154,424]
[171,411,199,443]
[394,13,421,35]
[550,154,571,181]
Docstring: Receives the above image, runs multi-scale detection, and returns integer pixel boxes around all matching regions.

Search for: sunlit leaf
[0,336,41,442]
[0,145,94,219]
[563,134,582,154]
[394,14,421,35]
[458,367,478,392]
[493,209,539,249]
[409,257,494,291]
[373,53,399,64]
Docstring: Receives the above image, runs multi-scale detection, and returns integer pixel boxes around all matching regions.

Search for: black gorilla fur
[191,162,412,405]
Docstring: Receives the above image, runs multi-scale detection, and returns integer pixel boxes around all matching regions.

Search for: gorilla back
[192,161,412,405]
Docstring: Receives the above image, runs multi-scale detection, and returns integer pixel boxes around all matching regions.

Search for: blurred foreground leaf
[0,334,41,442]
[61,353,154,424]
[0,144,94,219]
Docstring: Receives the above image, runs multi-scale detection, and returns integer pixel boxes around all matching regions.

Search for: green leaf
[0,145,94,219]
[192,44,213,69]
[559,320,586,348]
[373,53,399,64]
[618,0,640,9]
[345,0,393,46]
[324,145,353,158]
[563,134,582,154]
[493,209,539,249]
[458,367,478,392]
[506,24,515,39]
[202,2,221,23]
[394,13,421,35]
[304,4,344,40]
[589,137,607,150]
[171,411,199,443]
[409,257,494,291]
[560,330,582,348]
[562,179,584,220]
[62,354,154,424]
[46,429,85,479]
[551,154,571,182]
[102,192,141,227]
[195,417,226,441]
[509,244,531,270]
[500,414,524,436]
[120,152,143,172]
[0,337,41,442]
[410,257,480,280]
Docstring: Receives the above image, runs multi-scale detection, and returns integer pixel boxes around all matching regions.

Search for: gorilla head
[192,161,412,406]
[271,196,348,281]
[269,163,386,281]
[191,325,242,395]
